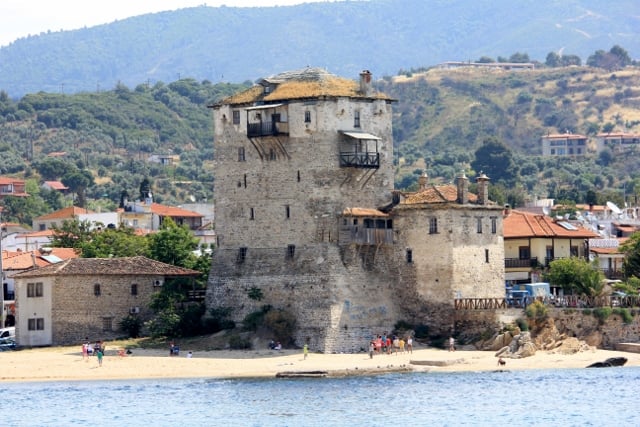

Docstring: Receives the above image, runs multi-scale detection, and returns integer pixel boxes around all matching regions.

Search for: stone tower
[207,68,398,352]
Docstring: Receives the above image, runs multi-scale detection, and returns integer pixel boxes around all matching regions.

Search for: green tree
[62,169,95,208]
[147,217,199,267]
[49,219,94,250]
[80,226,149,258]
[544,257,604,296]
[620,232,640,279]
[471,137,518,186]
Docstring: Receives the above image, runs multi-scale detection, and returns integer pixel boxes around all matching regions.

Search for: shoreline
[2,344,640,383]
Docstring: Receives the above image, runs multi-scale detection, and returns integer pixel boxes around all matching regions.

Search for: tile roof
[219,67,393,106]
[342,208,388,217]
[2,248,79,270]
[151,203,203,218]
[35,206,93,221]
[43,181,69,190]
[12,256,201,278]
[503,210,599,239]
[400,184,478,205]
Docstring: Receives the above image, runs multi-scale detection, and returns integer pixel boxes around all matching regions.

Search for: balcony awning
[340,130,381,140]
[244,103,284,111]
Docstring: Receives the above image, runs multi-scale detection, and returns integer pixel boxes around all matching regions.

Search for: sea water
[3,367,638,426]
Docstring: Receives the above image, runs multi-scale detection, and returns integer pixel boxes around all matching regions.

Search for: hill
[1,66,640,225]
[0,0,638,97]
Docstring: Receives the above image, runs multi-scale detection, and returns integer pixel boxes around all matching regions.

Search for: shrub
[119,315,143,338]
[612,307,633,324]
[593,307,613,324]
[525,300,548,321]
[247,286,264,301]
[394,320,413,331]
[264,309,297,345]
[228,334,251,349]
[206,307,235,332]
[516,318,529,331]
[414,324,430,339]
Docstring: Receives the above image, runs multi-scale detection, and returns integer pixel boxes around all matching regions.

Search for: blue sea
[4,367,638,426]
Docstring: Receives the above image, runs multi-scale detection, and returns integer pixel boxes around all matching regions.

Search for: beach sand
[1,344,639,382]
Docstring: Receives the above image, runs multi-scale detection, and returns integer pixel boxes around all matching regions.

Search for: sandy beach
[1,343,639,383]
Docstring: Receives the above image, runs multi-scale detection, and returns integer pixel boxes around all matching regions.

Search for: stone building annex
[207,67,505,353]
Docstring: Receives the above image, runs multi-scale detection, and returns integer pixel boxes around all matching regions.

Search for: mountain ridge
[0,0,638,97]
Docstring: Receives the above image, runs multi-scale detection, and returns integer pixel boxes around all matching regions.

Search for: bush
[593,307,613,324]
[228,334,251,349]
[242,305,272,332]
[525,300,548,321]
[264,309,297,346]
[414,324,430,339]
[206,307,235,332]
[612,308,634,324]
[119,315,143,338]
[516,318,529,331]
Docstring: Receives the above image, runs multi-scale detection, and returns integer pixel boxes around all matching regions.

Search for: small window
[28,318,45,331]
[94,284,101,297]
[39,224,46,231]
[269,148,276,161]
[519,246,530,259]
[304,111,311,123]
[102,317,113,332]
[476,217,483,234]
[287,244,296,259]
[131,284,138,296]
[27,282,43,298]
[237,247,248,263]
[491,217,497,234]
[354,111,360,128]
[232,110,240,124]
[249,208,255,220]
[238,147,245,162]
[406,249,413,264]
[485,249,490,263]
[285,205,290,219]
[429,217,438,234]
[297,170,301,182]
[570,246,578,257]
[244,174,247,188]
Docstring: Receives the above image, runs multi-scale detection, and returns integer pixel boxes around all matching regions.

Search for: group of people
[368,334,413,358]
[81,338,105,366]
[268,340,282,351]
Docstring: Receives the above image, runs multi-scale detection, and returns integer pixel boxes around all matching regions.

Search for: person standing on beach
[303,344,308,359]
[96,349,104,367]
[369,341,375,359]
[449,336,455,352]
[82,342,88,361]
[406,336,413,353]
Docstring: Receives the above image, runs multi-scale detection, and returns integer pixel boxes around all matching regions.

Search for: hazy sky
[0,0,337,47]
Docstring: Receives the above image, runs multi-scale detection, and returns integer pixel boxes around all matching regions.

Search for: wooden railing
[339,152,380,168]
[455,295,640,310]
[505,257,539,268]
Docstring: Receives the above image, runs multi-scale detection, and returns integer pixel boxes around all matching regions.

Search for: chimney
[418,170,428,190]
[476,172,490,205]
[359,70,372,96]
[456,171,468,204]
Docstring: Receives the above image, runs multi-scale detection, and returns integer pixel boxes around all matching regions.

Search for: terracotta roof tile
[36,206,94,221]
[342,208,388,217]
[504,210,599,238]
[401,184,478,205]
[13,256,200,278]
[151,203,203,218]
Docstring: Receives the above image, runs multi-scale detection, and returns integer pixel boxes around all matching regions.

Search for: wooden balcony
[247,121,288,138]
[339,152,380,169]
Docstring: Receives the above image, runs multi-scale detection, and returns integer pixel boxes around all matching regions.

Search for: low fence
[455,295,640,310]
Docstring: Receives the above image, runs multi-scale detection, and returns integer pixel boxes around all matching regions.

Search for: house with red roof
[503,209,599,284]
[32,206,94,231]
[41,180,70,195]
[0,177,28,198]
[12,256,200,346]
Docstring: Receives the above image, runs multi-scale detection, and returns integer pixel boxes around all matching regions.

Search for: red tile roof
[151,203,202,218]
[504,210,599,239]
[342,208,388,217]
[35,206,93,220]
[43,181,69,191]
[2,248,79,270]
[401,184,478,205]
[13,256,200,278]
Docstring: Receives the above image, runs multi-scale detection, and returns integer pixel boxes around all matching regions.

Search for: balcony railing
[247,122,288,138]
[505,257,539,268]
[339,152,380,169]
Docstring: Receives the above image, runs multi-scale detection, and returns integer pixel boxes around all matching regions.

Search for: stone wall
[51,274,160,345]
